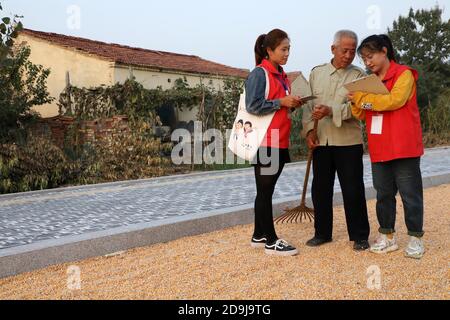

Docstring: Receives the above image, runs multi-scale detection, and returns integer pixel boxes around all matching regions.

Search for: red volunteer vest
[365,61,424,163]
[259,59,292,149]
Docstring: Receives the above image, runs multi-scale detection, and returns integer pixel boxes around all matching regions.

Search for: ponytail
[378,34,396,62]
[254,34,267,66]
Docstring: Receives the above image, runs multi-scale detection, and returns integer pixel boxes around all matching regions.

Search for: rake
[275,119,318,224]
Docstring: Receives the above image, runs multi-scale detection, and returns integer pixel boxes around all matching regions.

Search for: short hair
[333,30,358,46]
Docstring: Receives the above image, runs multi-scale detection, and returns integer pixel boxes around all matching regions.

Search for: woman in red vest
[245,29,303,256]
[349,34,425,259]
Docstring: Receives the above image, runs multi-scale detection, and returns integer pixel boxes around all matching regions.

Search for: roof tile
[20,29,249,79]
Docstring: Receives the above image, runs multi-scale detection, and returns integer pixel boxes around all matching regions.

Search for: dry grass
[0,184,449,300]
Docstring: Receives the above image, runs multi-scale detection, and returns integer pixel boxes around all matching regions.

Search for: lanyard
[274,74,290,95]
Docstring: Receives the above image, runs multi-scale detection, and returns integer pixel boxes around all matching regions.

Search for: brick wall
[32,115,130,148]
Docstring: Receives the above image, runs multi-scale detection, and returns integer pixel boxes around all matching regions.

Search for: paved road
[0,147,449,250]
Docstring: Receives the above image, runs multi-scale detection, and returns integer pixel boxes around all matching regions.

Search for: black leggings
[253,162,285,244]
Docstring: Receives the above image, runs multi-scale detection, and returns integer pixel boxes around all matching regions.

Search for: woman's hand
[279,95,303,108]
[347,92,355,103]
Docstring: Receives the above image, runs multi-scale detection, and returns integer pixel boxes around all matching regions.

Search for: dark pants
[372,157,424,237]
[312,145,370,241]
[253,148,289,244]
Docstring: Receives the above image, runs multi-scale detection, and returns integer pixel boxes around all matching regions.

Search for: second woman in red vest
[349,35,425,259]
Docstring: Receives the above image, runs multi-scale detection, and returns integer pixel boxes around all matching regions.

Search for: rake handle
[301,119,319,205]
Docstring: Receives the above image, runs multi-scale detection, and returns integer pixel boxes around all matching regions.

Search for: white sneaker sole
[265,248,299,256]
[369,244,399,254]
[405,251,424,259]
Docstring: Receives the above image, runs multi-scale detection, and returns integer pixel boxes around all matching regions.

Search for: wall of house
[16,35,244,123]
[16,35,115,118]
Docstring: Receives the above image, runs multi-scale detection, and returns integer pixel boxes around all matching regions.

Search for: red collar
[383,61,402,81]
[382,61,418,82]
[260,59,285,77]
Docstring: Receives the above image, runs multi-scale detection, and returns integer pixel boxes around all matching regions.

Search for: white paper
[371,115,383,135]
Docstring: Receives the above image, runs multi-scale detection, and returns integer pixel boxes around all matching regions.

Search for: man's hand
[312,104,332,120]
[306,130,320,150]
[280,95,303,108]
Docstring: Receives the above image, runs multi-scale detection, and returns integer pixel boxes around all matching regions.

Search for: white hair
[333,30,358,45]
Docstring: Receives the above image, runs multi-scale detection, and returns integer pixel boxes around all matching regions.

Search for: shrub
[0,135,75,193]
[422,89,450,147]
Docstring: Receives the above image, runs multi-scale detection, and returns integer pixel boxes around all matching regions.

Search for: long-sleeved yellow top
[351,70,416,120]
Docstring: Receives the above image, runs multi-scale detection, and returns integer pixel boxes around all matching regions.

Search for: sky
[2,0,449,76]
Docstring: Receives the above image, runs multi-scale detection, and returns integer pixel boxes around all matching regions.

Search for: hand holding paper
[344,74,389,95]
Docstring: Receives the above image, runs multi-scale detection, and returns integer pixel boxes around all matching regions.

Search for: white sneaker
[370,233,399,254]
[405,236,425,259]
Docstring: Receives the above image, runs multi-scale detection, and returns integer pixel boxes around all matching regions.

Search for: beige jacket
[302,62,366,146]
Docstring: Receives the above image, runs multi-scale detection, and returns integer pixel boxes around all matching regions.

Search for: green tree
[0,2,22,63]
[388,6,450,109]
[0,3,53,141]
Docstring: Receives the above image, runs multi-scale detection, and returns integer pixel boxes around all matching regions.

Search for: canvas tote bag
[227,67,276,161]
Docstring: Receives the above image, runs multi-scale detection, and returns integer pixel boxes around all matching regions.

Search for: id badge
[371,115,383,135]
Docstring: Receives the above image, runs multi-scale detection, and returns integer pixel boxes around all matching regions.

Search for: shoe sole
[353,246,369,251]
[369,244,399,254]
[250,242,266,248]
[405,252,424,259]
[305,241,332,247]
[264,249,299,256]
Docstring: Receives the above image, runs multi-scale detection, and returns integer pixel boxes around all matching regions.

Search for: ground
[0,184,449,300]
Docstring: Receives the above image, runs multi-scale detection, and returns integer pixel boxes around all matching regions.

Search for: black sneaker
[305,237,332,247]
[250,236,267,248]
[353,240,370,251]
[265,239,298,256]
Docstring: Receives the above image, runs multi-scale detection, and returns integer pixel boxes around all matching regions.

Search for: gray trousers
[372,157,424,237]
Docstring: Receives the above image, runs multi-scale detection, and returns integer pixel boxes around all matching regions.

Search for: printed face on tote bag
[228,67,275,162]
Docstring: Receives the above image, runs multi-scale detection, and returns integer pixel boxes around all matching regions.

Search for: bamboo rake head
[274,203,314,224]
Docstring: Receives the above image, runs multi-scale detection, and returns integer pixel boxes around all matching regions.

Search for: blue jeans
[372,157,424,237]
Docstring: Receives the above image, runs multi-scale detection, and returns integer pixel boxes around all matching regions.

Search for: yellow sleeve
[353,70,415,112]
[351,103,366,120]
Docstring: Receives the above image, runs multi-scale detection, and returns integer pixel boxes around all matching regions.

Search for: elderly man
[302,30,370,251]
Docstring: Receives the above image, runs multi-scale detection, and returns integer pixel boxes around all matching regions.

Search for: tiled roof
[20,29,249,79]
